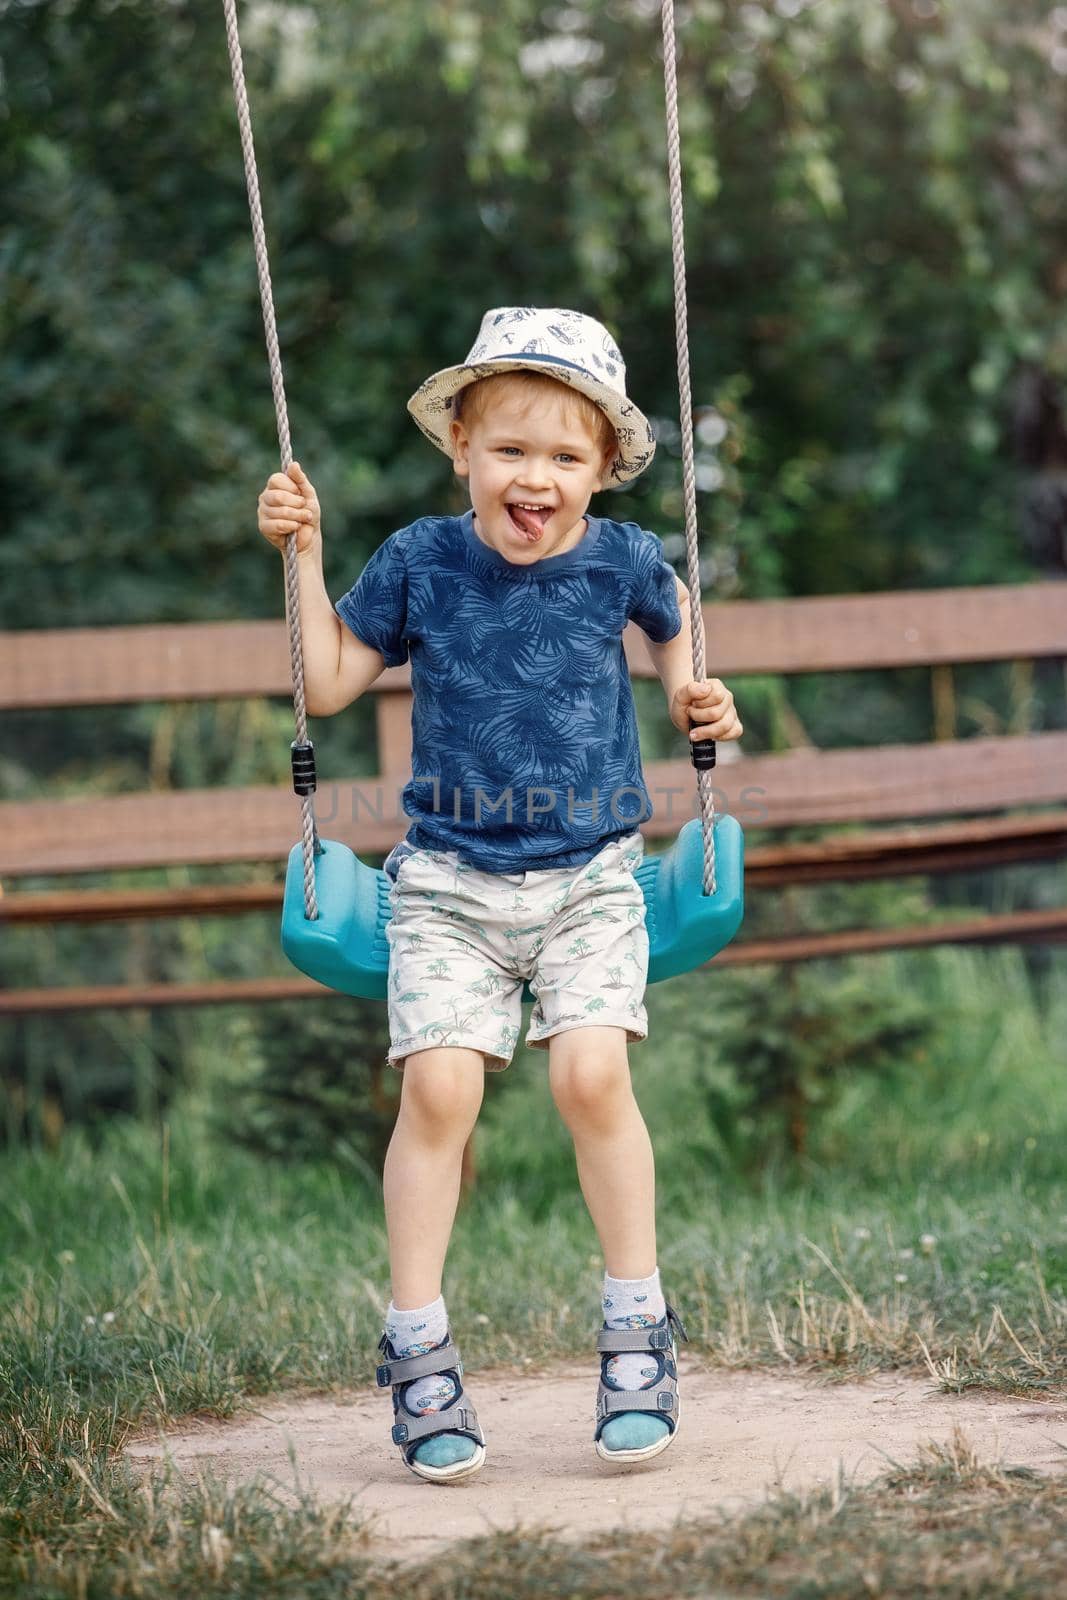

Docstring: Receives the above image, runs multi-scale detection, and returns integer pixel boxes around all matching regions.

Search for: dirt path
[125,1359,1067,1564]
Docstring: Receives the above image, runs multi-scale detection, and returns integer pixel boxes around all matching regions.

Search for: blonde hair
[453,370,617,464]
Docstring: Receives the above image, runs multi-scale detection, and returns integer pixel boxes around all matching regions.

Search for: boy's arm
[287,539,387,717]
[643,577,695,711]
[643,578,743,742]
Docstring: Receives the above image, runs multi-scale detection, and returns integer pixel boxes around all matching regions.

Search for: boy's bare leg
[382,1046,485,1308]
[547,1024,674,1452]
[547,1025,657,1277]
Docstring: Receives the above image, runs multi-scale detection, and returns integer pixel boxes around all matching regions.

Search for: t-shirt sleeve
[628,530,683,643]
[334,535,409,667]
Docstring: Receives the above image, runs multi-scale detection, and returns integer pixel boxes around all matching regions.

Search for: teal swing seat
[281,812,744,1002]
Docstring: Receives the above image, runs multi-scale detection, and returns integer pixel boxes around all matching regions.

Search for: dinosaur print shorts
[383,832,649,1070]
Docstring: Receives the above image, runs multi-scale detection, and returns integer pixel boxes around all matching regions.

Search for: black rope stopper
[689,724,716,771]
[291,739,317,796]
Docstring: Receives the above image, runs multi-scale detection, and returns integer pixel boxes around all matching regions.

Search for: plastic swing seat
[281,812,744,1002]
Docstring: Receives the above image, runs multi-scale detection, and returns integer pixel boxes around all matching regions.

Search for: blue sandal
[376,1328,487,1483]
[593,1302,689,1462]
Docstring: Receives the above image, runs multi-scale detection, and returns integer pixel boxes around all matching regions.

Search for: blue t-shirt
[334,508,682,874]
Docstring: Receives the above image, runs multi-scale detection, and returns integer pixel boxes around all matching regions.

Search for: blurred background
[1,0,1065,1202]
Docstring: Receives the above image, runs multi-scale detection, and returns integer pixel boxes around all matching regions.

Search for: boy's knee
[548,1033,631,1122]
[399,1047,484,1133]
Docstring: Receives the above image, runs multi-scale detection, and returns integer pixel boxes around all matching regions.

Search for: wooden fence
[2,582,1066,1014]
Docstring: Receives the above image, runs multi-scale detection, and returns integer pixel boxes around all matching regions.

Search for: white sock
[385,1295,458,1413]
[601,1267,667,1391]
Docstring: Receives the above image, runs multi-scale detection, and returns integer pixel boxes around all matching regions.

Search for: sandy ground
[125,1358,1067,1565]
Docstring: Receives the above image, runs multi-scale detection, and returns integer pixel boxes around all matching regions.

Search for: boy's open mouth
[506,502,553,540]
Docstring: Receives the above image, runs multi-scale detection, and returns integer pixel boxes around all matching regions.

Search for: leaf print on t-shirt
[333,514,680,872]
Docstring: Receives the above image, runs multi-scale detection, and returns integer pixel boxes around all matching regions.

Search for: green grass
[2,943,1066,1595]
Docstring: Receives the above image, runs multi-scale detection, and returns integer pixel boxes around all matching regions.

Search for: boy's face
[450,383,613,565]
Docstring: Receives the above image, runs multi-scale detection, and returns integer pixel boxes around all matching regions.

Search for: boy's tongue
[508,503,551,539]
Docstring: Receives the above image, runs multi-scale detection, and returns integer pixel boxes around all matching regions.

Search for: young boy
[257,307,742,1484]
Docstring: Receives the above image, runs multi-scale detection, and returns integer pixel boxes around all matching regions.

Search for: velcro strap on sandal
[391,1405,482,1446]
[376,1337,462,1388]
[595,1388,676,1421]
[596,1302,689,1354]
[596,1324,672,1354]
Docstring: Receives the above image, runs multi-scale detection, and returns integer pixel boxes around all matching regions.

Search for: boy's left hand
[670,678,743,744]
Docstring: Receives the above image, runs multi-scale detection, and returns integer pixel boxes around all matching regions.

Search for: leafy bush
[703,960,935,1168]
[224,998,399,1180]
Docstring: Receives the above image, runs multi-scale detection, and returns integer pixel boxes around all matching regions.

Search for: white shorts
[384,832,649,1070]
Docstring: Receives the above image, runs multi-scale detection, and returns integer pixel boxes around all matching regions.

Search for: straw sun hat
[407,306,657,485]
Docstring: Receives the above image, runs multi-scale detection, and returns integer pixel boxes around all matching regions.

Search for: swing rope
[222,0,320,918]
[661,0,718,896]
[221,0,717,917]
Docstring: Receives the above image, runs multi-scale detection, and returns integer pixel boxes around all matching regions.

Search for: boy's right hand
[257,462,321,554]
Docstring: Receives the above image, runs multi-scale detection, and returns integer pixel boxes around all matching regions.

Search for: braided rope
[661,0,718,895]
[222,0,319,918]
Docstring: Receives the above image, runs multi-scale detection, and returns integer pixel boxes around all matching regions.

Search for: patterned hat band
[406,307,657,486]
[480,349,592,373]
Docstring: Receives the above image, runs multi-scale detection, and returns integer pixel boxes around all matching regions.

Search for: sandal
[376,1328,487,1483]
[593,1301,689,1463]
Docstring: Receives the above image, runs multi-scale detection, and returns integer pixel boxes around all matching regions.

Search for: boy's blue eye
[495,446,580,463]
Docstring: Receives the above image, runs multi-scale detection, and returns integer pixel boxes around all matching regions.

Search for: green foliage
[665,876,937,1168]
[703,960,934,1165]
[224,998,400,1178]
[3,0,1063,634]
[1,1009,192,1147]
